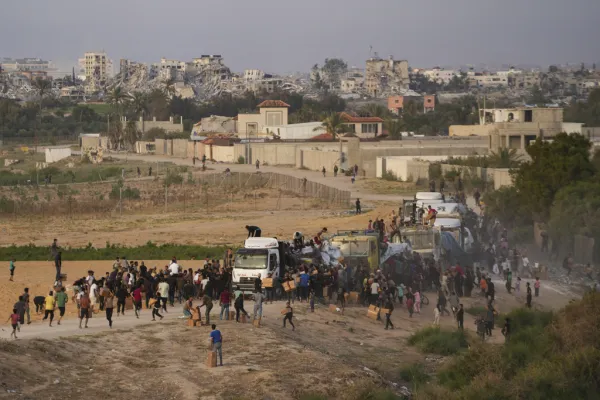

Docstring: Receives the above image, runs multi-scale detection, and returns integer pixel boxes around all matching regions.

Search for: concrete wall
[135,141,155,154]
[263,122,322,140]
[45,147,71,163]
[296,149,341,171]
[376,156,449,181]
[562,122,583,134]
[209,145,235,162]
[135,117,184,134]
[493,168,512,189]
[233,142,341,166]
[237,113,262,136]
[172,139,188,158]
[155,138,166,155]
[450,124,494,137]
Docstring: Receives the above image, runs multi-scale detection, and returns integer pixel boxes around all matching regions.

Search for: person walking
[406,294,414,318]
[55,287,68,326]
[42,291,56,327]
[456,304,464,330]
[282,301,295,331]
[219,288,230,320]
[158,278,169,313]
[322,166,326,177]
[355,199,361,215]
[414,290,421,314]
[116,284,128,316]
[8,258,15,281]
[253,289,264,320]
[255,159,260,170]
[22,288,31,325]
[105,290,115,328]
[501,317,511,343]
[78,289,90,329]
[199,294,213,325]
[7,309,19,339]
[526,282,532,308]
[234,287,249,322]
[333,165,338,177]
[433,305,441,326]
[152,291,164,321]
[534,277,540,297]
[384,295,394,330]
[209,324,224,367]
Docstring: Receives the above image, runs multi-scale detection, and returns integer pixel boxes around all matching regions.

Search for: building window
[361,123,378,134]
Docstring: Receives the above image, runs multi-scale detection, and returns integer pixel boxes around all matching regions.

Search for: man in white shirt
[158,279,169,312]
[86,271,95,287]
[169,261,180,276]
[370,281,379,305]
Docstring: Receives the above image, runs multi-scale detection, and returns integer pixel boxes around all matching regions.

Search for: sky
[1,0,599,74]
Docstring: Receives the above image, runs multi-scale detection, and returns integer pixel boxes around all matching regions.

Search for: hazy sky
[2,0,599,73]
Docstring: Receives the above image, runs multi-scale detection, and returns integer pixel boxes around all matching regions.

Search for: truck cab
[232,237,280,293]
[396,227,441,260]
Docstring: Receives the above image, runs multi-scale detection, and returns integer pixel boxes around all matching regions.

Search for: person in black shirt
[254,274,262,294]
[501,318,511,343]
[246,225,262,238]
[116,285,128,316]
[526,282,532,308]
[152,292,163,321]
[456,304,464,330]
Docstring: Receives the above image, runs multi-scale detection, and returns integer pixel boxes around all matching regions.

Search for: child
[413,290,421,314]
[406,295,414,318]
[309,289,315,313]
[283,301,295,331]
[534,277,540,297]
[9,259,15,281]
[516,277,521,293]
[152,291,164,321]
[7,308,19,339]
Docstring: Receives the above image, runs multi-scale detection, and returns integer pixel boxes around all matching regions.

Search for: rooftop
[257,100,290,108]
[340,112,384,123]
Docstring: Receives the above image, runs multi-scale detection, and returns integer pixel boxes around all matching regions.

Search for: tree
[513,133,596,221]
[549,181,600,244]
[107,113,124,149]
[31,78,52,111]
[384,118,404,140]
[321,58,348,90]
[124,119,141,150]
[147,89,170,121]
[483,186,532,229]
[107,87,130,115]
[162,78,177,98]
[313,113,348,140]
[488,148,522,168]
[130,92,149,134]
[528,84,548,105]
[548,65,560,73]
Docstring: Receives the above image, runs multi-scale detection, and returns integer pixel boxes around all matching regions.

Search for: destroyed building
[365,55,409,97]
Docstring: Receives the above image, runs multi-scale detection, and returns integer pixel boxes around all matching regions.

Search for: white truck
[232,237,281,293]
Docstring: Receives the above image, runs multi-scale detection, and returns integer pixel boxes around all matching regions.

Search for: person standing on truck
[246,225,262,238]
[426,206,437,226]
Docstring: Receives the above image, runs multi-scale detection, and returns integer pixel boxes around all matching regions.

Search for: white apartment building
[244,69,265,81]
[0,57,56,73]
[422,67,459,84]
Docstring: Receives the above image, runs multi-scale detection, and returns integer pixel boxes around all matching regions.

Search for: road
[108,152,412,203]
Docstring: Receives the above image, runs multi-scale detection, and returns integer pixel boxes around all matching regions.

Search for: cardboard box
[253,318,261,328]
[59,274,67,282]
[280,308,288,315]
[380,308,391,315]
[367,309,379,320]
[240,314,247,324]
[125,297,134,310]
[206,351,217,368]
[285,280,296,291]
[348,292,359,303]
[329,304,338,312]
[229,311,236,320]
[187,319,197,327]
[262,278,273,288]
[149,298,157,308]
[368,305,380,313]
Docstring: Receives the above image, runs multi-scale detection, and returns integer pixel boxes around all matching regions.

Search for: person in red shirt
[219,288,230,320]
[426,206,438,226]
[7,309,19,339]
[132,286,143,318]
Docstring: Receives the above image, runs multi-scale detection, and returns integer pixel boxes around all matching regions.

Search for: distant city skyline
[1,0,599,74]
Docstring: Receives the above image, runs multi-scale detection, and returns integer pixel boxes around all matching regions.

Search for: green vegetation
[0,241,229,261]
[464,305,487,316]
[418,295,599,400]
[484,133,599,250]
[445,148,522,169]
[381,170,400,182]
[398,363,430,387]
[407,327,468,356]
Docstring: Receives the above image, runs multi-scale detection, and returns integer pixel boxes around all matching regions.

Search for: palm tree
[107,87,130,114]
[313,112,348,140]
[31,78,52,111]
[107,113,123,150]
[124,120,141,150]
[384,118,405,140]
[162,78,177,98]
[488,148,522,168]
[130,92,149,136]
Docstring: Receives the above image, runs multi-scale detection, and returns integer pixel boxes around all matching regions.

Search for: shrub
[408,327,468,355]
[464,306,487,316]
[428,163,442,180]
[164,170,183,186]
[382,170,400,182]
[237,156,245,164]
[398,363,429,387]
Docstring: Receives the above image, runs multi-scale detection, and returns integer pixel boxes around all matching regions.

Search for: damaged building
[365,55,409,97]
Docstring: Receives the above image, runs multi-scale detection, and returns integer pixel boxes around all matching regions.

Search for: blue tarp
[440,232,472,266]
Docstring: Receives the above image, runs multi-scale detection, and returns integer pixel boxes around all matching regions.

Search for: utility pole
[119,186,122,215]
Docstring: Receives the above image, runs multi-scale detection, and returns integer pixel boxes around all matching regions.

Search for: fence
[0,171,351,219]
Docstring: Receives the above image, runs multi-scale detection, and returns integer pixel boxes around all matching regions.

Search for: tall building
[0,57,56,73]
[79,52,113,93]
[365,55,409,97]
